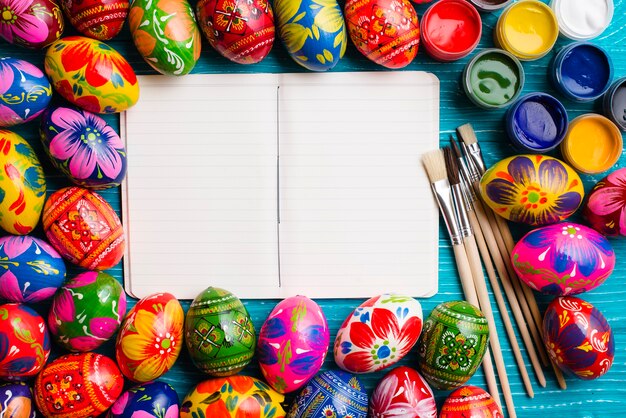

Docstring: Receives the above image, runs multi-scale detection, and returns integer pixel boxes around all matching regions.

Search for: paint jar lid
[463,49,524,109]
[561,114,623,174]
[550,0,614,41]
[421,0,482,62]
[468,0,513,12]
[551,42,613,102]
[506,93,569,153]
[603,77,626,131]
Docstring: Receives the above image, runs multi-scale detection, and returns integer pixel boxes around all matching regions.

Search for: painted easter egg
[40,105,127,189]
[109,381,179,418]
[334,294,422,374]
[344,0,420,69]
[42,186,125,270]
[196,0,275,64]
[440,385,503,418]
[44,36,139,113]
[181,376,285,418]
[185,287,256,376]
[34,353,123,418]
[0,57,52,126]
[369,366,437,418]
[129,0,201,76]
[0,303,50,380]
[0,0,64,49]
[61,0,129,40]
[116,293,184,382]
[48,271,127,352]
[288,370,368,418]
[480,154,584,226]
[274,0,347,71]
[0,130,46,235]
[512,222,615,295]
[257,295,329,394]
[584,167,626,236]
[543,296,614,380]
[0,235,65,303]
[416,301,489,391]
[0,383,35,418]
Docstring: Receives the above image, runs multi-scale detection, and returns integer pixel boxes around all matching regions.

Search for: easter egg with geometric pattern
[115,293,184,383]
[257,295,329,394]
[185,287,256,376]
[0,382,36,418]
[0,0,64,49]
[0,235,66,303]
[334,294,422,374]
[109,381,180,418]
[369,366,437,418]
[440,385,503,418]
[61,0,129,41]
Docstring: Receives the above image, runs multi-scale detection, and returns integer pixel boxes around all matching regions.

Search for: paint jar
[561,114,622,174]
[495,0,559,61]
[550,0,614,41]
[469,0,513,12]
[421,0,482,62]
[551,42,613,102]
[463,49,524,109]
[603,77,626,132]
[506,93,569,153]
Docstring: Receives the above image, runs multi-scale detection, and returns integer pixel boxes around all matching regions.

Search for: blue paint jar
[551,42,613,101]
[603,77,626,131]
[506,93,569,153]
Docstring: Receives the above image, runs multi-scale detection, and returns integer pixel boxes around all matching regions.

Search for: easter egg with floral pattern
[480,155,584,226]
[61,0,129,40]
[334,294,422,374]
[0,0,64,49]
[288,370,368,418]
[109,381,180,418]
[584,167,626,236]
[129,0,201,76]
[369,366,437,418]
[0,130,46,235]
[512,223,615,295]
[34,352,124,418]
[48,271,127,352]
[0,235,65,303]
[44,36,139,113]
[42,186,125,270]
[0,383,36,418]
[543,296,614,380]
[257,295,329,394]
[274,0,347,71]
[344,0,420,69]
[181,376,285,418]
[0,57,52,126]
[116,293,184,382]
[40,105,127,189]
[440,385,503,418]
[416,301,489,391]
[196,0,275,64]
[185,287,256,376]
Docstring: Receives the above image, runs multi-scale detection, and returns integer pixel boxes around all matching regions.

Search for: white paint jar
[550,0,614,40]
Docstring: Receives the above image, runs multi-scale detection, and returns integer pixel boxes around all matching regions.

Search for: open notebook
[121,71,439,299]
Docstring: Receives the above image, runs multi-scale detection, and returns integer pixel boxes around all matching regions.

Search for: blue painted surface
[1,0,626,416]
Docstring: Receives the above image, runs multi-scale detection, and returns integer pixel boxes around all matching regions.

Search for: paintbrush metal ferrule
[451,183,472,238]
[430,179,463,246]
[466,142,487,175]
[462,142,482,184]
[457,156,477,203]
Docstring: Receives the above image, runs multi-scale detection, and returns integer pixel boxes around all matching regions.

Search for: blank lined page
[122,74,280,299]
[278,72,439,298]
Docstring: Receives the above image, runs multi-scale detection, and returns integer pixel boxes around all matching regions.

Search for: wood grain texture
[2,0,626,416]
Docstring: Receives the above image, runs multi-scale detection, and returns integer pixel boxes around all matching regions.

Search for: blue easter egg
[40,105,127,190]
[274,0,347,71]
[109,381,180,418]
[0,382,36,418]
[0,235,66,303]
[289,370,368,417]
[0,57,52,127]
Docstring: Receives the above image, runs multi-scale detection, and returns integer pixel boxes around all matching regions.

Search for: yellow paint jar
[495,0,559,61]
[561,114,623,174]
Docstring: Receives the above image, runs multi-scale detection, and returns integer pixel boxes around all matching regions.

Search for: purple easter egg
[109,381,179,418]
[0,382,36,418]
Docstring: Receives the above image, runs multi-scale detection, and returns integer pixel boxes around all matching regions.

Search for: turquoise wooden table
[2,0,626,416]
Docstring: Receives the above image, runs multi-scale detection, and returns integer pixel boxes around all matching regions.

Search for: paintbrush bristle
[422,149,447,183]
[450,135,463,159]
[443,147,461,186]
[457,123,478,145]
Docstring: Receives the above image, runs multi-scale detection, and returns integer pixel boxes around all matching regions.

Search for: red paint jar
[421,0,482,62]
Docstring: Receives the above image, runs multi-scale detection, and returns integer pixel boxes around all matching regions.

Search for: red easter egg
[0,0,64,49]
[369,366,437,417]
[196,0,275,64]
[61,0,130,40]
[0,303,51,380]
[344,0,420,69]
[34,353,124,418]
[440,385,503,417]
[42,187,125,270]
